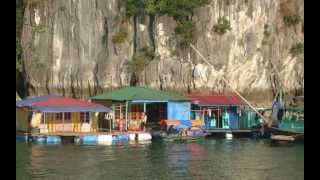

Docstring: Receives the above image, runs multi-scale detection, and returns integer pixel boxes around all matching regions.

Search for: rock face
[19,0,304,105]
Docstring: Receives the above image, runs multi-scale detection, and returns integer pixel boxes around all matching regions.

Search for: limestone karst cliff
[16,0,304,106]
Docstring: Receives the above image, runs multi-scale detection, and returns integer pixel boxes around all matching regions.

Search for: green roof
[91,86,189,101]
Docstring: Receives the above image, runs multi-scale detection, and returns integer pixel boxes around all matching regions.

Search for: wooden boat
[271,135,295,141]
[162,135,205,143]
[268,126,304,142]
[159,129,208,143]
[269,126,303,135]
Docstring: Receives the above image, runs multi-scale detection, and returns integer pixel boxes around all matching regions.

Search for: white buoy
[226,132,233,139]
[129,134,136,141]
[97,135,113,144]
[137,133,152,141]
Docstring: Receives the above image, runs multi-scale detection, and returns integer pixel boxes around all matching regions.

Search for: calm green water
[16,138,304,180]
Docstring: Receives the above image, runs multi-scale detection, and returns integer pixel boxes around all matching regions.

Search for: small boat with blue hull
[158,119,208,142]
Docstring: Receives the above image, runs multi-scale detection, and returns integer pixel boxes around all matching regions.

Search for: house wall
[190,105,242,129]
[167,101,191,121]
[30,112,42,128]
[39,112,99,133]
[227,106,240,129]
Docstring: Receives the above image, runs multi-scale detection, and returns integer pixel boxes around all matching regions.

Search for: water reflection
[17,138,304,180]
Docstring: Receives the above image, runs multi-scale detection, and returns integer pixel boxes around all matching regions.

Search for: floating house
[91,87,191,132]
[187,95,258,130]
[16,95,111,134]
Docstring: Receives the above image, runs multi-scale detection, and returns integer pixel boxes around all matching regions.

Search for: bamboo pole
[190,43,270,124]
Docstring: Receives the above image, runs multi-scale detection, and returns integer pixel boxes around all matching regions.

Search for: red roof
[186,95,244,106]
[31,96,97,107]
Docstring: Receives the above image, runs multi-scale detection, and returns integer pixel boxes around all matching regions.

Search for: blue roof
[16,95,61,107]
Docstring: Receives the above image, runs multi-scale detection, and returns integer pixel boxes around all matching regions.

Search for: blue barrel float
[118,134,129,141]
[82,135,97,145]
[112,134,130,142]
[34,136,46,144]
[16,134,28,142]
[112,135,119,141]
[46,136,61,144]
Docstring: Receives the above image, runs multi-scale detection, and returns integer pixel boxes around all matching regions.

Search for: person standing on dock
[141,112,147,131]
[272,96,281,127]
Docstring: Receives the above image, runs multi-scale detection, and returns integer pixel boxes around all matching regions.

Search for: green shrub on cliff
[127,46,155,73]
[283,15,301,27]
[122,0,209,49]
[175,21,196,48]
[212,16,232,35]
[112,27,128,44]
[290,42,303,57]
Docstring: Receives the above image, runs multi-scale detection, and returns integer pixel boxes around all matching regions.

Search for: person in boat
[159,119,167,131]
[179,128,188,137]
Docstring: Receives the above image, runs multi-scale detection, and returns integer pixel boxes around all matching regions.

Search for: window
[65,112,71,122]
[56,113,63,120]
[55,112,71,122]
[41,114,44,124]
[80,112,90,123]
[55,112,63,123]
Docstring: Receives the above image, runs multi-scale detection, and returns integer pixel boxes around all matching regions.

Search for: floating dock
[17,131,152,145]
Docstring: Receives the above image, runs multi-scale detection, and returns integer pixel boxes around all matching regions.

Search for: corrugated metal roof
[16,95,61,107]
[17,95,111,112]
[33,105,110,113]
[32,97,94,107]
[187,95,244,106]
[91,86,189,101]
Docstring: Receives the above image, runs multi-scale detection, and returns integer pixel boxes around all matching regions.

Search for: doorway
[146,102,167,130]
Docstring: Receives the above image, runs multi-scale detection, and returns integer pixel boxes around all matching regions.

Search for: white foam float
[97,135,113,143]
[129,134,136,141]
[137,133,152,141]
[226,132,233,139]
